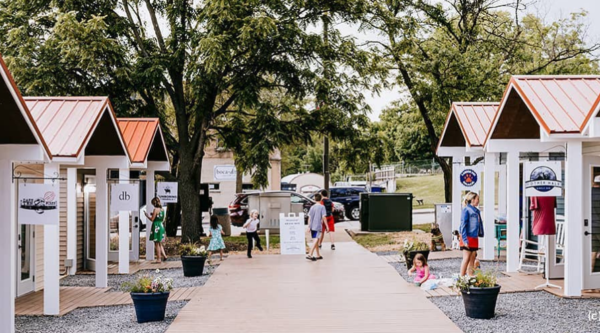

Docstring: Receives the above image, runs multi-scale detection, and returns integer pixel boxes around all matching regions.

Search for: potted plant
[401,238,430,269]
[122,269,173,323]
[179,243,208,277]
[452,270,501,319]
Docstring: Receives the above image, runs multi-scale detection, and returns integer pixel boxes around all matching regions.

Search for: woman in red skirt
[460,192,484,276]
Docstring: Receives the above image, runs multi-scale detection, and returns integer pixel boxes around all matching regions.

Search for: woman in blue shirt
[460,192,484,276]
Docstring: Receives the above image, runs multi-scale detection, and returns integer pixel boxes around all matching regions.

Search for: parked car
[228,191,345,226]
[327,187,367,220]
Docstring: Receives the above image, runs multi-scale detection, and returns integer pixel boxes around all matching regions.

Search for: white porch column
[146,169,155,261]
[44,163,60,315]
[66,168,77,275]
[565,141,583,296]
[95,166,108,288]
[506,151,520,272]
[0,159,15,333]
[497,164,507,216]
[452,159,462,232]
[118,169,129,274]
[483,153,496,260]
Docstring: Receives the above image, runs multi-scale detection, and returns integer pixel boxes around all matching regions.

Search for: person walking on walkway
[307,193,329,261]
[460,192,484,276]
[207,215,226,261]
[318,189,336,250]
[243,209,263,258]
[145,197,168,263]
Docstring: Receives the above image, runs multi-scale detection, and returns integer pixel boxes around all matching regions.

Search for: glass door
[107,210,140,262]
[84,176,97,270]
[17,224,35,296]
[584,157,600,289]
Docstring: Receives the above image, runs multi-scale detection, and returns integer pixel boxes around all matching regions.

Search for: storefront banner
[110,183,140,211]
[18,183,59,225]
[157,182,178,203]
[214,165,236,181]
[524,161,562,197]
[280,213,306,255]
[456,165,482,192]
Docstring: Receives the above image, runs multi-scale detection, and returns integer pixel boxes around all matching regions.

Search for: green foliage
[353,234,394,249]
[401,238,429,253]
[453,270,498,294]
[178,243,207,257]
[121,269,174,293]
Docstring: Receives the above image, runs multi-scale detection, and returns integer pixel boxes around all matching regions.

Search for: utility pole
[322,11,330,192]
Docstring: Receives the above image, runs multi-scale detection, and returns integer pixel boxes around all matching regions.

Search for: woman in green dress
[145,197,168,263]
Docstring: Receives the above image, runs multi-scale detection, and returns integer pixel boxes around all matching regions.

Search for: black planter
[404,250,430,270]
[131,292,170,323]
[461,285,501,319]
[181,255,207,277]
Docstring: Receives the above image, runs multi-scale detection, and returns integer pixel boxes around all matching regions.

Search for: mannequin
[530,197,556,236]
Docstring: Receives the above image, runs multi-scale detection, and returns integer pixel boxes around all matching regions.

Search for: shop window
[208,183,220,191]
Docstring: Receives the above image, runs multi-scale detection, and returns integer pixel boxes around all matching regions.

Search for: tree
[0,0,380,241]
[363,0,599,201]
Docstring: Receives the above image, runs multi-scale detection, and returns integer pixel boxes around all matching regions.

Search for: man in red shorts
[318,189,336,250]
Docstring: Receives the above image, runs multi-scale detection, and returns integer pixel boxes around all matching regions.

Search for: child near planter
[207,215,226,261]
[408,253,436,287]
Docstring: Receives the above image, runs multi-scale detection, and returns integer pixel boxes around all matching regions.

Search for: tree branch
[145,0,167,52]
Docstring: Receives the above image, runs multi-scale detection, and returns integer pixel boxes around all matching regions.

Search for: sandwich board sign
[157,182,178,203]
[18,183,59,225]
[279,213,305,255]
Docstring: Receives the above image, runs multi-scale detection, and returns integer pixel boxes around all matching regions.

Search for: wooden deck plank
[167,241,462,333]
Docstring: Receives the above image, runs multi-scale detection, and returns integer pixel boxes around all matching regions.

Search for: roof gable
[118,118,169,164]
[0,55,49,155]
[24,97,128,159]
[510,76,600,134]
[437,102,498,153]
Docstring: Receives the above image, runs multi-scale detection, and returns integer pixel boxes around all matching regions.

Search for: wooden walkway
[167,235,461,333]
[15,286,201,316]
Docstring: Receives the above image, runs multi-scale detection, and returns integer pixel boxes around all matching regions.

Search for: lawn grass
[413,224,432,233]
[352,233,395,248]
[396,174,445,209]
[222,235,280,251]
[351,231,430,252]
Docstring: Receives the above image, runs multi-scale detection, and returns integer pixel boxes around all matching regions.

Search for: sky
[362,0,600,121]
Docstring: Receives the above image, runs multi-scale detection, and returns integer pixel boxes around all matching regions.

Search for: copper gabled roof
[508,76,600,134]
[24,96,126,158]
[437,102,499,152]
[0,55,50,157]
[117,118,168,164]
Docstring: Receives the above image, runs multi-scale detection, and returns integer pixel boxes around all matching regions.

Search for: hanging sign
[524,161,562,197]
[157,182,178,203]
[110,183,140,211]
[279,213,306,255]
[18,183,59,225]
[214,165,236,181]
[456,165,482,192]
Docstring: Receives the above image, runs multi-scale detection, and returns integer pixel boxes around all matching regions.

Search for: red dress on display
[529,197,556,235]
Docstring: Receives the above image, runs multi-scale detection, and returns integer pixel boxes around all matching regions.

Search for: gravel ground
[16,301,187,333]
[389,258,506,281]
[431,291,600,333]
[61,264,219,291]
[375,250,400,256]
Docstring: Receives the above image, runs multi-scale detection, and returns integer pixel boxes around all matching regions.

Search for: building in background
[201,140,281,209]
[281,172,330,194]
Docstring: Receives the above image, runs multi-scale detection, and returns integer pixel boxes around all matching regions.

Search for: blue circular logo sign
[460,169,478,187]
[527,166,559,192]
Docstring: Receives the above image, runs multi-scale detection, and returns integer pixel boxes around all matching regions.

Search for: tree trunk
[436,156,452,203]
[235,160,243,193]
[165,202,180,237]
[178,153,202,243]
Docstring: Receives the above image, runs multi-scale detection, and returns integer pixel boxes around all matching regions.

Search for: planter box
[461,285,501,319]
[181,255,207,277]
[403,250,430,270]
[131,292,170,323]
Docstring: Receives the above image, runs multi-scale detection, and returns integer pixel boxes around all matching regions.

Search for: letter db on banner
[18,183,59,225]
[279,213,306,255]
[110,184,140,211]
[457,165,482,192]
[524,161,562,197]
[157,182,178,203]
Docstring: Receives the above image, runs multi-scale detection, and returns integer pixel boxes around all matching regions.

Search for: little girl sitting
[408,253,436,286]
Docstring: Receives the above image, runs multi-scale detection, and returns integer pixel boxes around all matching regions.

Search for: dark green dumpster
[360,193,413,232]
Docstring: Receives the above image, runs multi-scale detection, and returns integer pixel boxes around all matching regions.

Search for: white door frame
[84,175,96,271]
[107,210,140,262]
[583,155,600,289]
[16,223,35,296]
